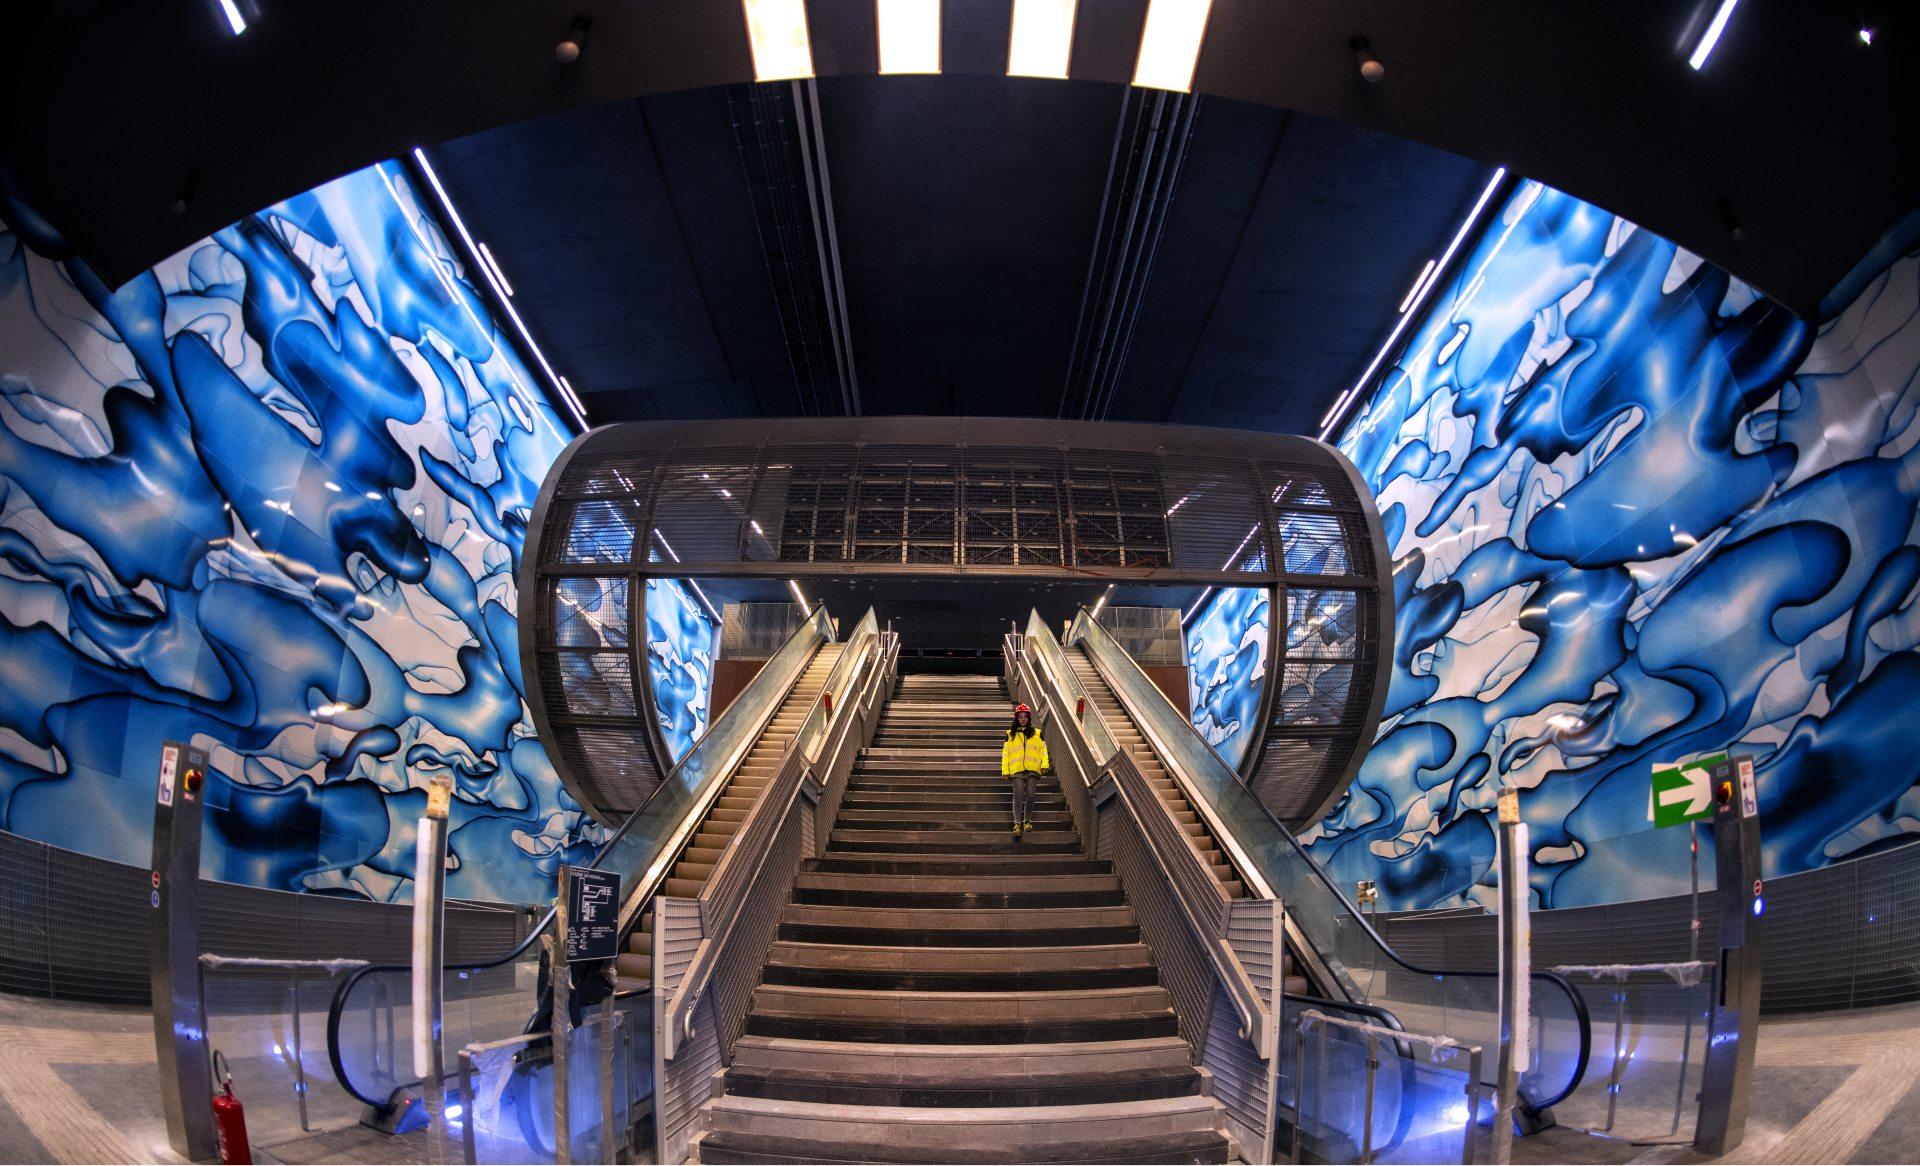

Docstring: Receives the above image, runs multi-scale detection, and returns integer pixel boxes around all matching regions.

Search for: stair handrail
[1066,607,1594,1110]
[1009,619,1273,1058]
[656,609,890,1061]
[323,603,834,1108]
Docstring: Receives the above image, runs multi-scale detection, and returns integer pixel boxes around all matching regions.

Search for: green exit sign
[1651,753,1726,829]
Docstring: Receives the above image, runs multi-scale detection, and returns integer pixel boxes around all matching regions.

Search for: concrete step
[806,854,1109,877]
[700,1093,1224,1158]
[721,1062,1206,1109]
[695,1126,1230,1164]
[793,872,1120,896]
[750,983,1175,1024]
[728,1034,1194,1081]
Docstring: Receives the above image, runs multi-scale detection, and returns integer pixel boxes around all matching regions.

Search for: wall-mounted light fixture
[555,14,591,63]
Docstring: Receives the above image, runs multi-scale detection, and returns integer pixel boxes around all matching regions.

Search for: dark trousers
[1010,773,1036,825]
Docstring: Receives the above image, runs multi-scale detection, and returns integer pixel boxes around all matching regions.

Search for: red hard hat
[1015,704,1031,714]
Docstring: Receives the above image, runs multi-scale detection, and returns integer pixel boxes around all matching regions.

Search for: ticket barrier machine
[1696,754,1763,1156]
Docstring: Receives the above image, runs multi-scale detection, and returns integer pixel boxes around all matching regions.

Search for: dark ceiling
[6,1,1915,314]
[426,76,1487,432]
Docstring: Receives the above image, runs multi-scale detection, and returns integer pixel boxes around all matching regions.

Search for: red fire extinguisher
[211,1051,252,1165]
[1076,695,1086,719]
[823,690,834,714]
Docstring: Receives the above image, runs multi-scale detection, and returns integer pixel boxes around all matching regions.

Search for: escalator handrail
[324,605,834,1107]
[1060,608,1592,1109]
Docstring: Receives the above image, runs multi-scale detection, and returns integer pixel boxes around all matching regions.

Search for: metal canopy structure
[520,416,1393,822]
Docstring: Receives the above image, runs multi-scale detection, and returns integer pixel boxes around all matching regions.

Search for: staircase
[615,643,845,993]
[695,672,1233,1164]
[1068,651,1246,899]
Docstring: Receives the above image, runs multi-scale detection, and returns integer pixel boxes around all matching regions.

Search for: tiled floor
[5,988,1919,1164]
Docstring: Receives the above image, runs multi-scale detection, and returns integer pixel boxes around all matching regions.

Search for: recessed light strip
[788,579,812,612]
[215,0,247,35]
[1688,0,1742,70]
[411,147,588,432]
[878,0,942,74]
[1009,0,1076,79]
[478,242,514,297]
[1133,0,1212,93]
[1318,166,1508,441]
[1397,258,1438,314]
[742,0,816,81]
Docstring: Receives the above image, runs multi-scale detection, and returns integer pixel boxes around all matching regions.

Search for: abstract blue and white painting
[1308,182,1920,909]
[1187,588,1269,769]
[0,161,669,904]
[647,576,715,761]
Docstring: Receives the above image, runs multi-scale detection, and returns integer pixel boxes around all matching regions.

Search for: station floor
[3,990,1918,1165]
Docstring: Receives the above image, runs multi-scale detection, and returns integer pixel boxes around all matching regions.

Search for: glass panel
[554,578,630,649]
[799,610,879,763]
[1549,964,1712,1143]
[597,604,832,923]
[1023,610,1116,766]
[1287,1010,1484,1166]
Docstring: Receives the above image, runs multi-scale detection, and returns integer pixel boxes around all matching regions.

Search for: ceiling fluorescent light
[478,242,514,297]
[1182,586,1215,625]
[742,0,815,81]
[215,0,247,35]
[1397,258,1437,314]
[1688,0,1741,70]
[878,0,941,74]
[1133,0,1212,93]
[1090,584,1115,619]
[1009,0,1076,79]
[788,579,811,611]
[413,147,587,432]
[1318,166,1507,441]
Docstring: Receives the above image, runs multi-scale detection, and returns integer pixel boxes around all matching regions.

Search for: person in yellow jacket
[1000,703,1051,839]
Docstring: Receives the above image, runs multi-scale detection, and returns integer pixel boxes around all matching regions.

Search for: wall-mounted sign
[1651,753,1725,829]
[564,868,621,964]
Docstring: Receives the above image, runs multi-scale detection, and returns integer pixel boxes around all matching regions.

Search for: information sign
[564,868,622,963]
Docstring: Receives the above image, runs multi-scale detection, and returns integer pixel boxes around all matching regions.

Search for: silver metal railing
[647,612,897,1163]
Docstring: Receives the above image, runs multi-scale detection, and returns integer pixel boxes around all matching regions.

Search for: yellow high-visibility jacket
[1001,727,1051,777]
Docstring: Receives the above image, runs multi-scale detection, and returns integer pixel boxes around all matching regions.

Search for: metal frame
[519,416,1394,829]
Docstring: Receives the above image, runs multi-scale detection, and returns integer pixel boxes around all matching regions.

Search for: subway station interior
[2,2,1918,1164]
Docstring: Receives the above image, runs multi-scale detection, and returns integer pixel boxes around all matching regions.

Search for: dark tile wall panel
[0,830,535,1004]
[1377,841,1920,1014]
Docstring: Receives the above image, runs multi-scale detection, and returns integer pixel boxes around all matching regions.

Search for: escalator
[1027,609,1591,1127]
[616,642,843,993]
[324,607,864,1116]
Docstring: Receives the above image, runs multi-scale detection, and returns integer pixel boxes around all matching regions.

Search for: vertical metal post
[598,988,616,1163]
[1491,788,1530,1164]
[456,1051,479,1166]
[149,740,218,1161]
[414,775,452,1163]
[1670,978,1700,1137]
[1695,755,1764,1155]
[288,982,312,1131]
[1688,821,1701,962]
[1360,1033,1378,1165]
[1463,1049,1485,1165]
[552,868,575,1166]
[1291,1023,1308,1164]
[1603,984,1627,1131]
[651,907,670,1166]
[1258,898,1285,1166]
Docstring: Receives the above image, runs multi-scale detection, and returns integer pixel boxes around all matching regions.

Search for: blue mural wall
[1306,181,1920,910]
[1187,587,1269,769]
[647,576,715,761]
[0,161,619,904]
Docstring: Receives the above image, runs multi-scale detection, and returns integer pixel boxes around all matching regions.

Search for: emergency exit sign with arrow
[1651,753,1726,829]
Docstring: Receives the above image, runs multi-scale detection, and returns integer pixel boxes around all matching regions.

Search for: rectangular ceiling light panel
[1009,0,1076,79]
[1133,0,1212,92]
[878,0,942,74]
[743,0,816,81]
